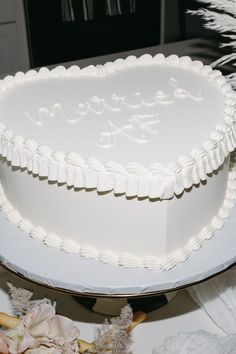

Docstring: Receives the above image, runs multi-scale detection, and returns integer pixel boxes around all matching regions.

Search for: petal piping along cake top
[0,54,235,199]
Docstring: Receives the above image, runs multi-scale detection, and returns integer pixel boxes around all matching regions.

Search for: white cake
[0,54,235,270]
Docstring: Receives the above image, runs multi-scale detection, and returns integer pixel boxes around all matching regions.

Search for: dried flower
[0,303,79,354]
[7,283,55,317]
[189,0,236,87]
[0,285,145,354]
[89,305,133,353]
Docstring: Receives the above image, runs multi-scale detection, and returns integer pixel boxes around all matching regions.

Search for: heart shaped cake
[0,54,235,270]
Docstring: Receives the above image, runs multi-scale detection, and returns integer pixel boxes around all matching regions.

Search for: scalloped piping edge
[0,161,236,271]
[0,54,236,199]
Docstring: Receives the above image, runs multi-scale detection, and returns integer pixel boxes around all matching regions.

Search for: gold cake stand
[1,259,235,315]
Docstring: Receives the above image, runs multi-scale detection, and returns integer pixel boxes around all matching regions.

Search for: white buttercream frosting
[60,239,81,254]
[0,162,235,270]
[18,219,33,233]
[0,54,235,199]
[0,54,235,271]
[30,226,47,240]
[43,233,61,248]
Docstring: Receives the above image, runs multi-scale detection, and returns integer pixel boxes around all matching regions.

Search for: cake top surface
[0,54,235,199]
[0,55,226,166]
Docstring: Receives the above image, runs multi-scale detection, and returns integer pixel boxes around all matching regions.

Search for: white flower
[0,304,80,353]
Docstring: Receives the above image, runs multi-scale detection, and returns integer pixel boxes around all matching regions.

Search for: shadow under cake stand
[0,206,236,314]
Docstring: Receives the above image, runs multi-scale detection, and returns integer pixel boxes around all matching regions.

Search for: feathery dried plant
[189,0,236,87]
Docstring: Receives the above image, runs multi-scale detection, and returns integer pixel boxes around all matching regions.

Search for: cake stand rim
[0,259,235,298]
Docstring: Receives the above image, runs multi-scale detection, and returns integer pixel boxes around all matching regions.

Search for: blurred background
[0,0,222,75]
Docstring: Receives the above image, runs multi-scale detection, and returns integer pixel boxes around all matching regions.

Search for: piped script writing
[24,78,203,147]
[99,114,160,147]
